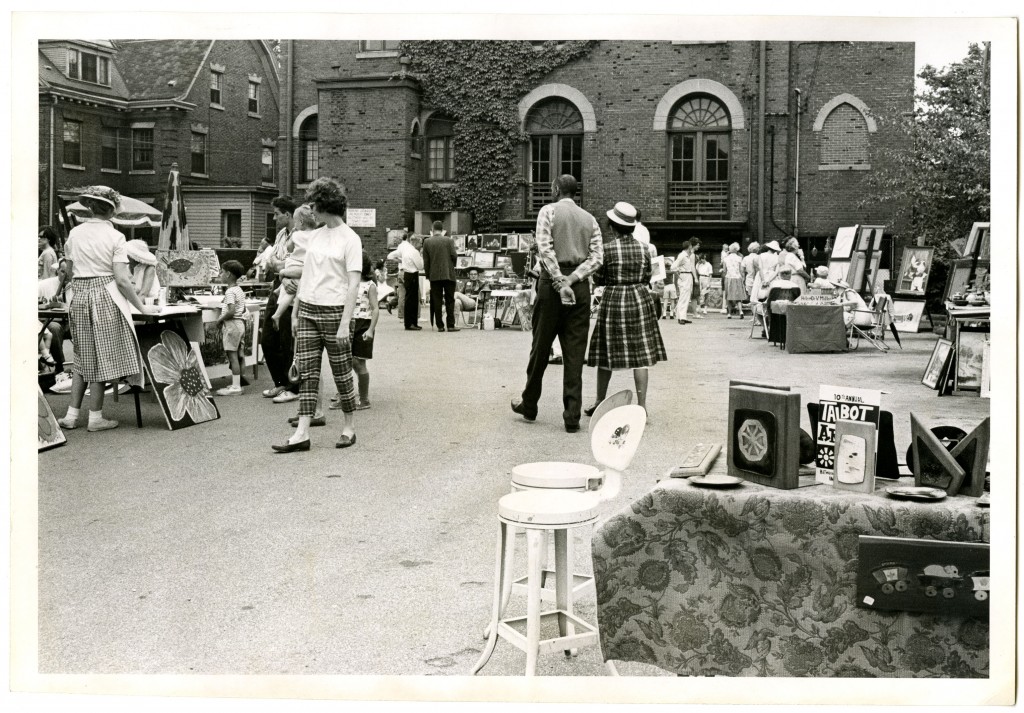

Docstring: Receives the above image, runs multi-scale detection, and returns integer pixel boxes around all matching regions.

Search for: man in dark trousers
[387,231,425,330]
[511,174,603,433]
[259,195,301,402]
[422,220,459,332]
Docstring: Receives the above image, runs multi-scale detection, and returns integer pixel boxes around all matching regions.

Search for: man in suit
[422,220,459,332]
[511,174,603,433]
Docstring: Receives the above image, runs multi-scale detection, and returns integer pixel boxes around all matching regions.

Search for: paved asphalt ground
[32,306,991,686]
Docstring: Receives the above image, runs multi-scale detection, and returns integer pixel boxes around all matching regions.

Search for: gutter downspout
[793,87,802,238]
[49,100,56,226]
[757,41,766,243]
[283,40,294,195]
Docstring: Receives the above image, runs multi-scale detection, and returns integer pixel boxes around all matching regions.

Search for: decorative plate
[689,474,744,488]
[885,486,947,501]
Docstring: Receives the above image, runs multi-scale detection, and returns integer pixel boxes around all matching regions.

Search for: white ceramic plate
[885,486,947,501]
[689,474,743,488]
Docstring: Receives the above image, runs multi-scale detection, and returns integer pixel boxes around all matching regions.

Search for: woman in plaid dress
[585,202,667,415]
[57,186,157,433]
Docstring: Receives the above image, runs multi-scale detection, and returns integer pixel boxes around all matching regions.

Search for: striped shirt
[220,285,247,322]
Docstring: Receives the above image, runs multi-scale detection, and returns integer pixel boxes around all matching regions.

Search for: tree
[863,43,990,261]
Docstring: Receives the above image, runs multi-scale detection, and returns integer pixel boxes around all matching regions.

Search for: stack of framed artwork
[826,225,886,296]
[454,233,533,279]
[891,246,934,333]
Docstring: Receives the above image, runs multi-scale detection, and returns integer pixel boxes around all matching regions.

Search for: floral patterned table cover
[592,478,990,677]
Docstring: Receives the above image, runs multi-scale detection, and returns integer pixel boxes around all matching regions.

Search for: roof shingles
[113,39,212,101]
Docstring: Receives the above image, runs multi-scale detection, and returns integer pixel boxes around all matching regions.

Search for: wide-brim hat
[763,240,782,252]
[77,185,121,209]
[126,239,157,266]
[606,201,638,227]
[831,279,851,289]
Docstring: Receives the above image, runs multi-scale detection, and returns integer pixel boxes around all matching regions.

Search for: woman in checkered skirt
[57,186,157,433]
[272,177,363,453]
[585,201,667,416]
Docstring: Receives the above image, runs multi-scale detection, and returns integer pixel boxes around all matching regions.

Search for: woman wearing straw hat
[57,186,157,433]
[125,239,161,303]
[584,201,667,417]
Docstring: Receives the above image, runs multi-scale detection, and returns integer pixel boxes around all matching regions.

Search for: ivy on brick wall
[399,40,596,230]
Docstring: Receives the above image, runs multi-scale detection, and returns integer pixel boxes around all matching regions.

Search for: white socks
[64,406,80,422]
[232,374,241,388]
[88,410,105,426]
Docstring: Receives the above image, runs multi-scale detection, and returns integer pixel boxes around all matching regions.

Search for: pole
[758,41,767,243]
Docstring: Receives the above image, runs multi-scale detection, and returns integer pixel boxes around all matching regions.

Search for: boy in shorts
[215,260,249,396]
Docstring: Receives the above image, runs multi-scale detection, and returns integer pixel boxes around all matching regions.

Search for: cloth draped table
[592,477,989,677]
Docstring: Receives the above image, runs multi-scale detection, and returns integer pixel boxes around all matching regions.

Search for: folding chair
[847,294,902,352]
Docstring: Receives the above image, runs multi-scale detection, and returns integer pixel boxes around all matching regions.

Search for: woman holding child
[272,177,362,453]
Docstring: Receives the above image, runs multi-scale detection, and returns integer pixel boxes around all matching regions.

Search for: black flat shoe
[437,326,446,332]
[336,433,357,449]
[565,423,580,433]
[447,327,460,332]
[583,404,598,417]
[406,325,422,331]
[510,399,536,422]
[272,439,311,453]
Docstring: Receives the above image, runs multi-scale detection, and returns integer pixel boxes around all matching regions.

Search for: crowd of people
[40,173,878,448]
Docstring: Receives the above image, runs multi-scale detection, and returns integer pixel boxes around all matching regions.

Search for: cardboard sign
[346,209,376,228]
[815,384,881,483]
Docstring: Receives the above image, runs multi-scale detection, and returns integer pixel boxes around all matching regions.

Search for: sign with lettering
[346,209,376,228]
[816,384,881,483]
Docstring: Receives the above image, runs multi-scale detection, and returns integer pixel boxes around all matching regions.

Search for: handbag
[287,337,301,384]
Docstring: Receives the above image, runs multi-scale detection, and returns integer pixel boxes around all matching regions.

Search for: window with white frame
[299,114,319,183]
[248,81,260,115]
[67,48,110,86]
[261,146,274,183]
[132,128,154,171]
[425,115,455,182]
[524,98,584,215]
[221,210,242,247]
[210,70,223,106]
[62,119,82,166]
[190,132,207,175]
[358,40,401,53]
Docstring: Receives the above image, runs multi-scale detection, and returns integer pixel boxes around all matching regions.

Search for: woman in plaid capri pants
[584,201,667,416]
[57,186,158,433]
[272,177,362,453]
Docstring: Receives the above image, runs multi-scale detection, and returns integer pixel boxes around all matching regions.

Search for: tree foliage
[399,40,596,230]
[862,43,990,261]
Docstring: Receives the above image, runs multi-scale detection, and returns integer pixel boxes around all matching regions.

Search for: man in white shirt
[388,232,425,330]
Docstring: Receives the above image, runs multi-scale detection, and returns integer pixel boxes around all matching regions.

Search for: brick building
[39,39,281,248]
[276,40,914,268]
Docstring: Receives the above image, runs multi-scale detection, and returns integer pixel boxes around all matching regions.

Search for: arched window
[666,95,731,220]
[525,98,584,214]
[299,114,318,184]
[425,114,455,182]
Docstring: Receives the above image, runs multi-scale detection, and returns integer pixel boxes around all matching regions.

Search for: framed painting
[472,251,495,269]
[482,234,503,251]
[38,385,66,451]
[895,247,934,297]
[155,249,216,287]
[495,255,512,270]
[452,235,466,252]
[954,328,988,392]
[831,226,858,260]
[943,259,990,301]
[136,322,220,430]
[504,234,519,251]
[826,259,850,284]
[465,235,480,250]
[455,255,473,270]
[650,255,666,284]
[964,222,991,259]
[518,234,534,252]
[890,300,926,333]
[855,225,885,252]
[921,338,953,390]
[847,251,882,295]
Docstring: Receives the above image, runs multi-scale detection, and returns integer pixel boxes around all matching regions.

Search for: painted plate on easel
[689,474,743,488]
[885,486,947,501]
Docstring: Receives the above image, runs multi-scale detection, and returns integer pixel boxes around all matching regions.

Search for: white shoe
[87,418,119,432]
[57,415,78,430]
[272,390,300,403]
[50,373,73,394]
[216,385,244,396]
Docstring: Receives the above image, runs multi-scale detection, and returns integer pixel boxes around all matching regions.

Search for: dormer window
[67,48,110,86]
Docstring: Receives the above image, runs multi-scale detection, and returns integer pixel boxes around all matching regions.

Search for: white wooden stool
[472,489,602,676]
[473,403,647,676]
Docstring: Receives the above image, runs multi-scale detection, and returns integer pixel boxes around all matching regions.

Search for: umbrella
[65,194,162,228]
[157,162,190,251]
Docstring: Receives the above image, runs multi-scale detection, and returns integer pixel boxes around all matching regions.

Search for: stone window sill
[818,164,871,171]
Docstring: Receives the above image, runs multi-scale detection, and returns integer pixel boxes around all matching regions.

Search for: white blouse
[65,219,129,277]
[297,224,363,306]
